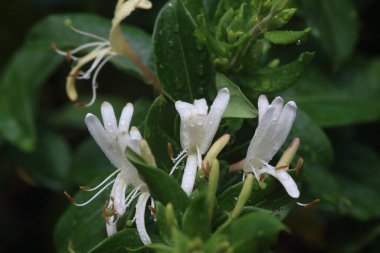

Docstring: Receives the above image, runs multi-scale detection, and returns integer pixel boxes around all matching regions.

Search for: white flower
[171,88,230,195]
[66,101,152,244]
[53,0,152,107]
[243,95,300,198]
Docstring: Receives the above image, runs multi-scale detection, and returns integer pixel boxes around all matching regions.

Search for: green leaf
[144,96,181,172]
[264,28,311,45]
[215,72,258,119]
[237,52,314,94]
[153,0,215,101]
[89,229,144,253]
[14,131,71,190]
[300,0,358,67]
[128,152,189,215]
[216,212,286,253]
[182,191,210,240]
[0,48,61,151]
[281,59,380,127]
[54,174,109,253]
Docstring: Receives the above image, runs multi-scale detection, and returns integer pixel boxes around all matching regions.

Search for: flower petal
[181,153,198,196]
[258,95,269,122]
[85,113,125,169]
[119,103,134,132]
[101,102,118,137]
[261,166,300,198]
[135,192,151,245]
[110,173,128,215]
[199,88,230,154]
[106,222,117,236]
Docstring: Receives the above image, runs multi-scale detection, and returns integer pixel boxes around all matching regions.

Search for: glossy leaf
[89,229,144,253]
[215,72,258,119]
[144,96,181,172]
[238,52,314,94]
[264,28,311,45]
[153,0,215,101]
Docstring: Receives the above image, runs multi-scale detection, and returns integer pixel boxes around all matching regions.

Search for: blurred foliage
[1,0,380,253]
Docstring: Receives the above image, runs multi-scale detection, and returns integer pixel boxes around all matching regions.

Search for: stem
[229,14,273,70]
[230,174,254,219]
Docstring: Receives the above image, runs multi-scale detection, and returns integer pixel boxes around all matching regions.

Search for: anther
[275,164,288,170]
[65,49,72,63]
[64,191,76,204]
[295,157,303,175]
[259,173,267,182]
[74,102,86,108]
[167,143,173,160]
[148,205,156,215]
[79,186,92,191]
[50,42,58,51]
[297,198,320,208]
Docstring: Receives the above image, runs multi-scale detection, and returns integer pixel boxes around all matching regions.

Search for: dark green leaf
[144,96,181,172]
[217,212,286,253]
[281,60,380,127]
[0,49,61,151]
[182,191,210,240]
[264,28,310,45]
[215,73,258,119]
[153,0,215,101]
[237,52,314,94]
[16,131,71,190]
[300,0,358,67]
[89,229,144,253]
[128,152,189,214]
[54,174,110,253]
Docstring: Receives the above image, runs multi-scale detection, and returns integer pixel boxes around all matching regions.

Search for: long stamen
[77,48,109,80]
[169,152,188,175]
[80,169,121,192]
[297,198,320,208]
[171,148,188,162]
[66,180,114,207]
[71,41,109,55]
[65,19,109,42]
[83,55,113,107]
[125,186,142,207]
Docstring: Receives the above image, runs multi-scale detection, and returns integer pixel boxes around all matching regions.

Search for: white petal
[124,159,147,190]
[258,95,269,122]
[85,113,125,169]
[110,173,128,216]
[119,103,134,132]
[106,222,117,236]
[199,88,230,154]
[194,98,208,115]
[135,192,151,245]
[128,126,142,154]
[262,166,300,198]
[181,153,198,196]
[101,102,118,137]
[246,97,284,164]
[175,101,195,120]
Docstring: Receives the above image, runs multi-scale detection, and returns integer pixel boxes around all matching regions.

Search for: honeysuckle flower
[65,101,152,245]
[53,0,153,107]
[243,95,300,198]
[171,88,230,195]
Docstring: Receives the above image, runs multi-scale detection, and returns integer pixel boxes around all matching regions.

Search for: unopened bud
[165,203,177,230]
[277,137,300,167]
[231,174,254,219]
[140,139,156,167]
[203,134,230,166]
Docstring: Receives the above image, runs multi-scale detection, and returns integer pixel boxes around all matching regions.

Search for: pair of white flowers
[173,90,300,198]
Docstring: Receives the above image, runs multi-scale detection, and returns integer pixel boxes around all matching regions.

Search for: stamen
[83,55,113,107]
[64,191,76,204]
[171,148,188,162]
[72,180,114,207]
[169,152,188,175]
[125,186,142,207]
[297,198,320,208]
[76,48,108,80]
[65,19,109,42]
[66,49,72,62]
[70,41,109,55]
[259,173,267,182]
[275,164,288,170]
[79,169,120,192]
[148,205,156,215]
[167,143,173,159]
[295,157,303,175]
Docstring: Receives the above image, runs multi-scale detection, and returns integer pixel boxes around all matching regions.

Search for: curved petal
[127,126,142,154]
[106,222,117,236]
[258,95,269,122]
[135,192,151,245]
[199,88,230,154]
[85,113,125,169]
[119,103,134,133]
[261,166,300,198]
[110,173,128,216]
[181,153,198,196]
[101,102,118,138]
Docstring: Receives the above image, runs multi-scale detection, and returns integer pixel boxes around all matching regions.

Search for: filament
[80,169,120,192]
[73,180,114,207]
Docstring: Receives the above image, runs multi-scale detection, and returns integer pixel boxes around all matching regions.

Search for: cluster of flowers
[58,0,301,245]
[65,88,300,244]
